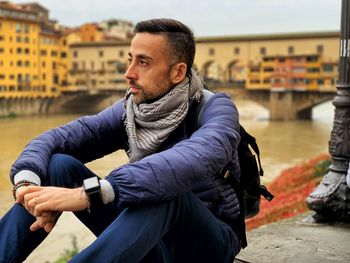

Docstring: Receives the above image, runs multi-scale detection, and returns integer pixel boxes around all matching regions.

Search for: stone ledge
[234,213,350,263]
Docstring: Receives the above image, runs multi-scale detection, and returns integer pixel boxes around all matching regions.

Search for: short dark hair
[134,18,195,75]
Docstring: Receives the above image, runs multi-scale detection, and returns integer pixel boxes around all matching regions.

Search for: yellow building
[0,1,65,98]
[68,41,129,92]
[0,1,39,98]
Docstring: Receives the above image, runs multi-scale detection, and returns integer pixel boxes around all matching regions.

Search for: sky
[12,0,342,37]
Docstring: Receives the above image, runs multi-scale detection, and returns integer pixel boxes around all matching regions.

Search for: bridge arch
[201,60,224,84]
[226,60,246,86]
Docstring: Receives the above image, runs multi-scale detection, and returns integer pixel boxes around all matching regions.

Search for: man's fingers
[33,202,49,217]
[30,219,42,232]
[44,222,55,233]
[15,186,42,203]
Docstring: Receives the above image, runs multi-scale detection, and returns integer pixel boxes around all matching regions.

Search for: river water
[0,98,333,261]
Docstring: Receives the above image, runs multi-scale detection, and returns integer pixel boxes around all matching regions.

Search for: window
[234,47,240,55]
[24,37,30,43]
[317,45,324,54]
[51,51,57,57]
[61,52,67,58]
[24,24,29,33]
[17,60,22,67]
[42,73,46,80]
[306,56,318,62]
[0,48,4,53]
[119,50,124,57]
[99,50,104,57]
[260,47,266,55]
[73,51,78,58]
[24,48,30,54]
[72,62,78,70]
[323,65,334,72]
[288,46,294,55]
[40,50,47,56]
[0,74,5,79]
[52,62,56,70]
[42,61,46,67]
[209,48,215,56]
[317,79,324,85]
[25,61,30,67]
[16,23,21,33]
[53,74,59,84]
[16,36,21,43]
[16,47,22,54]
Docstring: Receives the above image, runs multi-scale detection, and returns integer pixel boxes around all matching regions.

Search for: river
[0,98,333,262]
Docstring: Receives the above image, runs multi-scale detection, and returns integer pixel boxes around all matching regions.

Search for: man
[0,18,244,262]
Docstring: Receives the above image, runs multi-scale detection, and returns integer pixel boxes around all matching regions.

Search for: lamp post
[306,0,350,222]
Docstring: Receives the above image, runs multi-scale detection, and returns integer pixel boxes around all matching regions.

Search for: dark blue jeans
[0,154,241,263]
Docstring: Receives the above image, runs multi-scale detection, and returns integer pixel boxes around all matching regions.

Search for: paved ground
[234,213,350,263]
[23,212,350,262]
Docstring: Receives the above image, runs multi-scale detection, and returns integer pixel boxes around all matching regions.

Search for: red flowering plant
[245,154,331,230]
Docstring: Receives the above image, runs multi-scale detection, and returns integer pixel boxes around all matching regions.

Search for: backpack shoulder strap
[239,126,264,177]
[194,88,214,129]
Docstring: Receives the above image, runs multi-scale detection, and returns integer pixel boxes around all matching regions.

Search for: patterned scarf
[125,69,204,162]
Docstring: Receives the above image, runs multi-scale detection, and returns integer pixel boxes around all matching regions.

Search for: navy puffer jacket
[10,92,242,234]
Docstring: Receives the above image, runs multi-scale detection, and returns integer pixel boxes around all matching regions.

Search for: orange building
[246,54,337,91]
[79,23,104,42]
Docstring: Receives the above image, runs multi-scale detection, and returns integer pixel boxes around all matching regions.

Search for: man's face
[125,33,174,105]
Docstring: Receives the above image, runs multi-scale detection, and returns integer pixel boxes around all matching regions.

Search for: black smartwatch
[83,177,103,213]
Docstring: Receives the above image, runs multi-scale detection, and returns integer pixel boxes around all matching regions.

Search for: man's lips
[129,84,141,94]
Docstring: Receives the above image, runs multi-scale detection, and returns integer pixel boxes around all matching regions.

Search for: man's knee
[48,153,78,174]
[47,154,83,187]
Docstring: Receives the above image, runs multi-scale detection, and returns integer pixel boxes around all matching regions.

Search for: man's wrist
[14,170,41,186]
[83,177,103,213]
[12,180,38,201]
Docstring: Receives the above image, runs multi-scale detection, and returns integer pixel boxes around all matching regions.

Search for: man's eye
[140,60,148,66]
[127,58,132,65]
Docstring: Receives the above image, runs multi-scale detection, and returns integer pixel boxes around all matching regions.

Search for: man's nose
[125,63,137,80]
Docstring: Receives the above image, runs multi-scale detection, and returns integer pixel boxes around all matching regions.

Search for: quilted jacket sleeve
[106,93,240,207]
[10,101,126,184]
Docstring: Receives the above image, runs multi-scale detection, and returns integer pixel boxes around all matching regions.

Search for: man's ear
[170,63,187,85]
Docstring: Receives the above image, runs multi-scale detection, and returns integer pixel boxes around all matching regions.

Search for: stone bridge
[212,86,335,120]
[0,87,335,121]
[0,89,126,117]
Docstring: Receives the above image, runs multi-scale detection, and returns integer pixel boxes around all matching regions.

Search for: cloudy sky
[13,0,341,37]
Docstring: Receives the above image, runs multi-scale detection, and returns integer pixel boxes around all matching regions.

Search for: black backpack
[194,89,274,219]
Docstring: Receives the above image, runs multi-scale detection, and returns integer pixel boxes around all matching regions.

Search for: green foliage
[46,235,79,263]
[313,159,331,177]
[8,112,17,118]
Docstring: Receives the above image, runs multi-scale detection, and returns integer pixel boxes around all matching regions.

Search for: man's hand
[16,186,88,216]
[15,186,88,232]
[30,212,60,233]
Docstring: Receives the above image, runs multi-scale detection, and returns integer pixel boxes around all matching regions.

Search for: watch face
[84,177,100,191]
